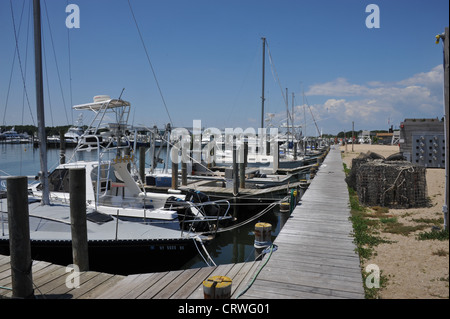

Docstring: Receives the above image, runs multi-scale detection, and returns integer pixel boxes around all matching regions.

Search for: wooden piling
[171,144,179,190]
[6,176,34,298]
[232,144,239,195]
[293,142,297,160]
[239,141,246,189]
[254,222,272,249]
[59,130,66,164]
[254,222,272,261]
[69,168,89,272]
[181,162,187,186]
[203,276,232,299]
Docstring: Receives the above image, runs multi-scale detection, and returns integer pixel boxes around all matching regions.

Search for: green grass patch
[412,217,444,225]
[383,223,428,236]
[380,217,397,224]
[417,229,449,241]
[348,186,389,260]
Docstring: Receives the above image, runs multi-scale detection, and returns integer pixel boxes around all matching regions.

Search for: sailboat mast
[261,37,266,130]
[33,0,49,205]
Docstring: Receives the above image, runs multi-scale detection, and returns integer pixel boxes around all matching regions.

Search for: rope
[192,236,216,267]
[380,165,414,205]
[127,0,173,126]
[42,0,70,125]
[234,244,276,299]
[202,201,278,235]
[7,0,35,126]
[266,40,287,107]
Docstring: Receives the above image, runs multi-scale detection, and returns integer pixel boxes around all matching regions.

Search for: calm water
[1,142,288,270]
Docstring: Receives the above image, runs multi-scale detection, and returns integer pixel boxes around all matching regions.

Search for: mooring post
[59,130,66,164]
[254,222,272,261]
[203,276,232,299]
[293,141,297,160]
[7,176,34,299]
[139,146,145,185]
[181,162,187,186]
[171,142,179,190]
[181,138,188,186]
[69,168,89,272]
[239,140,246,189]
[232,141,239,195]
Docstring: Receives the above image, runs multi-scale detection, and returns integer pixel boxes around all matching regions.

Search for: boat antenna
[118,87,125,100]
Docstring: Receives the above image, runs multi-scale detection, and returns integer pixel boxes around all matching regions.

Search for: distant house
[375,132,393,145]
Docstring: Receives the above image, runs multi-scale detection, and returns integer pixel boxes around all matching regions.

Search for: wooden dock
[1,146,364,299]
[236,145,365,299]
[1,254,260,299]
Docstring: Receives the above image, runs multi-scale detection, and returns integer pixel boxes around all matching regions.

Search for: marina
[0,146,365,299]
[0,0,447,301]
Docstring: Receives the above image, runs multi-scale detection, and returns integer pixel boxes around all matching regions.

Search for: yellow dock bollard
[254,222,272,248]
[203,276,232,299]
[279,202,290,212]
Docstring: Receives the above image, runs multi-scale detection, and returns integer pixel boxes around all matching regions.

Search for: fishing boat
[64,114,85,146]
[30,95,232,232]
[0,0,228,275]
[0,127,31,144]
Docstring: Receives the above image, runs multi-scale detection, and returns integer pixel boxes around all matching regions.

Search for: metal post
[286,88,289,151]
[70,168,89,272]
[261,37,266,130]
[438,27,449,230]
[33,0,49,205]
[139,147,145,185]
[7,176,34,299]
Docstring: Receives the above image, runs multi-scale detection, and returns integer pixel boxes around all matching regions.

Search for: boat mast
[261,37,266,130]
[33,0,50,205]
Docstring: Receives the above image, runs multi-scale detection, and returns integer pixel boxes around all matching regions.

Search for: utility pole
[352,121,354,152]
[437,27,449,230]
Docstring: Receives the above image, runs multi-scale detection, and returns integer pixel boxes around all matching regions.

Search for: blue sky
[1,0,448,135]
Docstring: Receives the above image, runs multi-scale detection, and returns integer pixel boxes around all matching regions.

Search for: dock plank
[236,146,365,299]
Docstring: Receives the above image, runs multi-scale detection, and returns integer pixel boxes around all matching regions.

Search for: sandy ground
[340,143,449,299]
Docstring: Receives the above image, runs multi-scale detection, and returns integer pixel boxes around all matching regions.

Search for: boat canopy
[73,96,131,111]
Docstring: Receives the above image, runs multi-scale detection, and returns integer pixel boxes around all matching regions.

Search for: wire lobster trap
[356,160,428,208]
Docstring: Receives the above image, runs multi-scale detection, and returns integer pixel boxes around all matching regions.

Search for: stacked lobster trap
[346,151,428,208]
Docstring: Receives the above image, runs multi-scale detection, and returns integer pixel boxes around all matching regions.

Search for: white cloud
[297,65,444,132]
